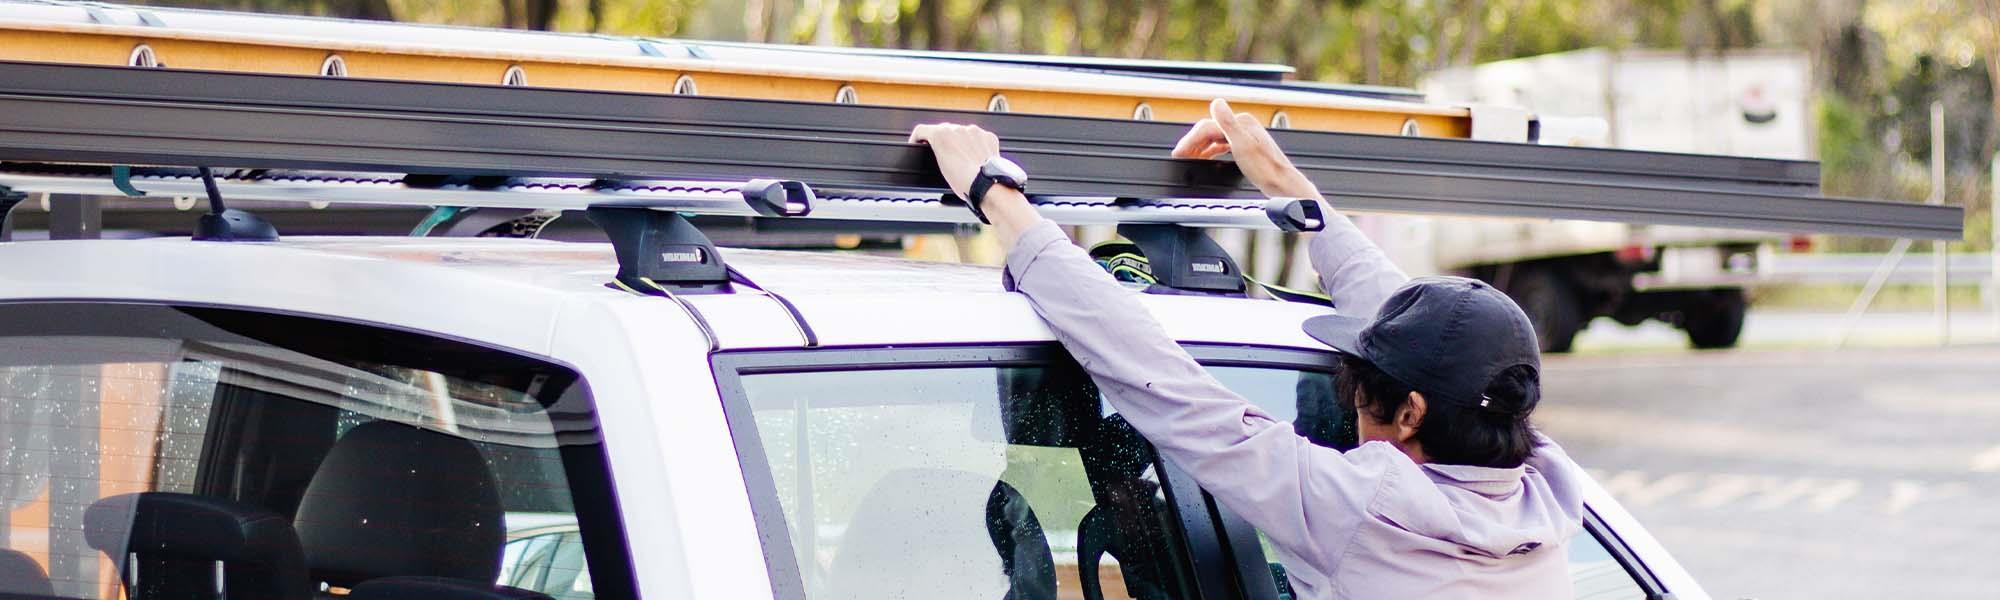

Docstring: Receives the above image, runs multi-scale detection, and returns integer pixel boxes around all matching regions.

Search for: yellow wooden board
[0,13,1471,138]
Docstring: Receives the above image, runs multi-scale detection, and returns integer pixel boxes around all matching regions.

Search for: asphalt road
[1538,345,2000,599]
[1572,309,2000,352]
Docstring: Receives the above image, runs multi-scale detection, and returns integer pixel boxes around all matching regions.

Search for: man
[910,99,1585,599]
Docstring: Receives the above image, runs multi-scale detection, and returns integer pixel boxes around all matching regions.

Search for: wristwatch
[964,155,1028,224]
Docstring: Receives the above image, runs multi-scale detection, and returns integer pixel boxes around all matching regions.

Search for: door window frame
[713,342,1672,600]
[710,343,1338,600]
[1580,507,1673,599]
[0,300,642,600]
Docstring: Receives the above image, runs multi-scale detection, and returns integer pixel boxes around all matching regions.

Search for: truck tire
[1682,289,1747,349]
[1505,267,1582,354]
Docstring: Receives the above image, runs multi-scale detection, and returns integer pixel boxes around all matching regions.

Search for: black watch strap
[963,173,996,224]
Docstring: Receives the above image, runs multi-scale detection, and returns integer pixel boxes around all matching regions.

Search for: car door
[710,342,1676,600]
[712,345,1238,600]
[0,301,637,600]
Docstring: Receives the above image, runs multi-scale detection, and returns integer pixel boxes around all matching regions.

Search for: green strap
[409,206,466,236]
[1246,275,1334,308]
[109,166,146,197]
[1093,239,1334,307]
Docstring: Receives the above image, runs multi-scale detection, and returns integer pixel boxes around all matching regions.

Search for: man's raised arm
[1166,99,1411,317]
[907,104,1413,573]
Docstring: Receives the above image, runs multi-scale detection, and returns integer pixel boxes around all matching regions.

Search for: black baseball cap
[1301,276,1541,415]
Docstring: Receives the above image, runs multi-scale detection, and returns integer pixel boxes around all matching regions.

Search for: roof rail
[0,62,1959,240]
[0,166,1324,232]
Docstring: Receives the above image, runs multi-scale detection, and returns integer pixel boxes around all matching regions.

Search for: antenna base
[193,208,279,242]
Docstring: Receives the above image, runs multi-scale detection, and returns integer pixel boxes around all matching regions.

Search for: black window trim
[1169,343,1337,600]
[0,299,643,600]
[1583,506,1674,599]
[708,341,1335,600]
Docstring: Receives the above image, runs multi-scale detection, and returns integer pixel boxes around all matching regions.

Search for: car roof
[0,236,1338,356]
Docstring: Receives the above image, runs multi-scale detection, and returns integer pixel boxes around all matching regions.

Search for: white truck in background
[1398,48,1814,351]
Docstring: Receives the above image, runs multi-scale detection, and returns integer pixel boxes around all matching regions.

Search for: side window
[1212,362,1655,600]
[1567,527,1648,600]
[500,530,593,599]
[1204,365,1339,599]
[724,353,1198,600]
[0,303,627,600]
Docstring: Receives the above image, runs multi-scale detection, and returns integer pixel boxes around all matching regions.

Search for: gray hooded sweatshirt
[1001,212,1586,600]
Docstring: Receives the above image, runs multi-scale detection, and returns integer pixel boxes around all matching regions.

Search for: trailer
[1418,48,1819,351]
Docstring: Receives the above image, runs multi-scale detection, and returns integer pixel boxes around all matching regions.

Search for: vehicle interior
[720,345,1659,600]
[0,302,619,600]
[728,353,1200,600]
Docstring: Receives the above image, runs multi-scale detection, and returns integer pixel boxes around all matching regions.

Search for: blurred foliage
[136,0,2000,249]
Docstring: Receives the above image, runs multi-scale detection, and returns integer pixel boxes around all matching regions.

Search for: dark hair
[1334,356,1539,468]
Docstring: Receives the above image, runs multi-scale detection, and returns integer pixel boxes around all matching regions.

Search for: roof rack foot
[1115,223,1246,296]
[585,206,730,295]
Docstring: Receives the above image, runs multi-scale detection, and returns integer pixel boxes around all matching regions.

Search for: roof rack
[0,166,1324,232]
[0,62,1962,240]
[0,59,1967,303]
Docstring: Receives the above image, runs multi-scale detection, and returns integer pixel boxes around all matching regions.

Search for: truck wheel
[1682,289,1747,349]
[1505,267,1582,354]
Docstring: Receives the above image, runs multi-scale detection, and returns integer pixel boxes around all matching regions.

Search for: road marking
[1688,474,1765,509]
[1595,470,1699,507]
[1882,480,1969,516]
[1591,468,1975,514]
[1746,477,1861,512]
[1970,445,2000,472]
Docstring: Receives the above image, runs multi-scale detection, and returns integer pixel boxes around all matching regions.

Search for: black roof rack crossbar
[0,61,1962,240]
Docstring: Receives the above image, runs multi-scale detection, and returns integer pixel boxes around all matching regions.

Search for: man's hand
[909,123,1001,200]
[910,122,1039,251]
[1171,98,1322,201]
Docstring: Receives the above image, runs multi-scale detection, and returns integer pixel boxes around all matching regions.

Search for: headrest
[0,549,52,597]
[293,421,504,588]
[81,492,310,600]
[84,492,302,563]
[346,576,552,600]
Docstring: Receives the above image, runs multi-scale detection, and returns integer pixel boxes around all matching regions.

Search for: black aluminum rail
[0,61,1963,239]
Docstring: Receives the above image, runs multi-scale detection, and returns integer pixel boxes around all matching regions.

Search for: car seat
[985,481,1058,600]
[1073,415,1179,600]
[81,492,311,600]
[292,420,505,591]
[819,468,1055,600]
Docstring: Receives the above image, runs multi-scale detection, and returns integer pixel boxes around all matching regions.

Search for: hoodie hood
[1404,461,1580,559]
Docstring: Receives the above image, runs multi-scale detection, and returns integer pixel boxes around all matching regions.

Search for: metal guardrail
[1763,253,1992,285]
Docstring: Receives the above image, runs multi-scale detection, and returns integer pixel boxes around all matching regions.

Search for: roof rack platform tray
[0,61,1962,240]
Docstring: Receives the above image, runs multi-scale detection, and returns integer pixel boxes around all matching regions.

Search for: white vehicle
[0,5,1958,599]
[0,234,1697,600]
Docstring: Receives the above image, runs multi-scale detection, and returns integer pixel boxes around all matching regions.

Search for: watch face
[983,156,1028,187]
